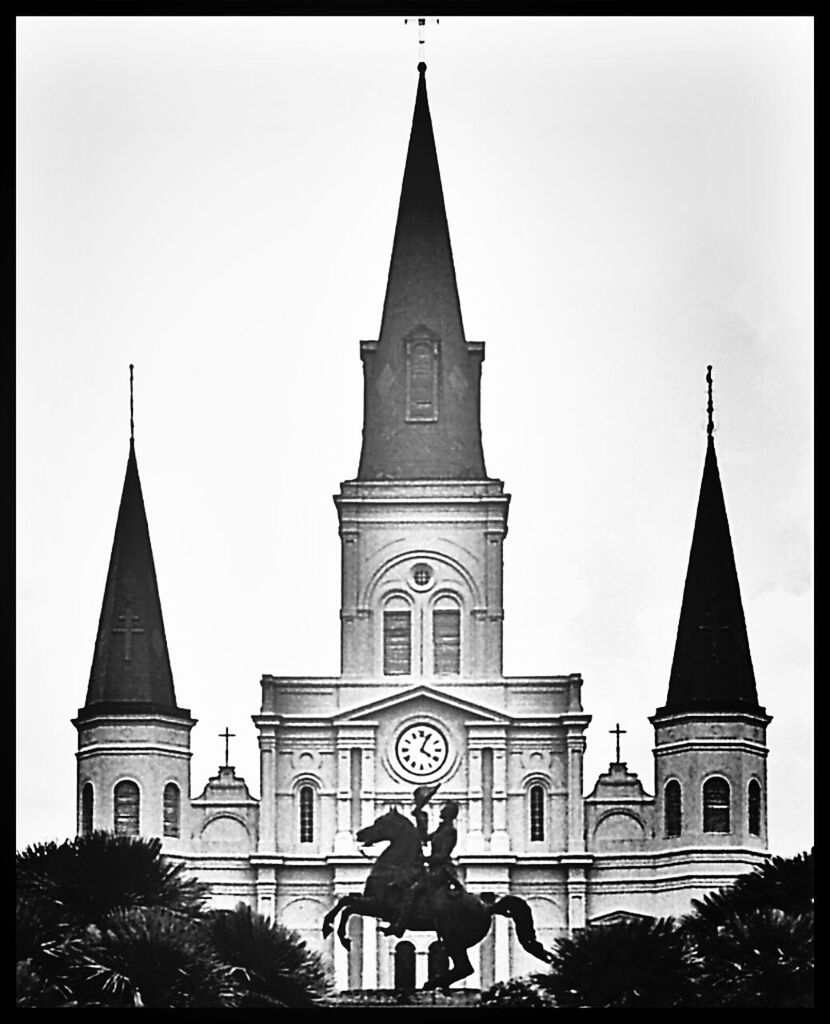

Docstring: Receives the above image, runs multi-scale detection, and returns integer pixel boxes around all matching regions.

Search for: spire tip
[129,364,135,442]
[418,61,427,73]
[706,365,714,437]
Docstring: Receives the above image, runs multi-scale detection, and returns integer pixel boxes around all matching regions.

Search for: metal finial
[706,365,714,437]
[405,16,439,65]
[129,364,134,441]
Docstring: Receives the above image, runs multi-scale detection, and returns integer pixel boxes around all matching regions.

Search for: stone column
[255,868,276,921]
[362,918,378,988]
[466,746,484,852]
[334,745,353,854]
[493,911,510,982]
[340,530,359,674]
[566,733,586,852]
[416,947,428,989]
[361,745,375,829]
[333,929,349,991]
[566,864,587,930]
[491,745,509,854]
[257,732,277,853]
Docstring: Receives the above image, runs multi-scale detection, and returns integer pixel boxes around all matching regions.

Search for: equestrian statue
[321,784,554,990]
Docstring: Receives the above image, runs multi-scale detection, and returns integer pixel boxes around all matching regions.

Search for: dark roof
[357,63,488,481]
[657,435,763,716]
[82,439,185,719]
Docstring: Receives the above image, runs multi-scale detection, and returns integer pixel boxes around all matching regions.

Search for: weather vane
[405,16,439,65]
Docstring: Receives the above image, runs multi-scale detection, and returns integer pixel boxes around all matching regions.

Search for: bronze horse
[321,808,554,990]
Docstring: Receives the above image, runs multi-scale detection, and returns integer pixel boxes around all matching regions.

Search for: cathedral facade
[73,64,771,991]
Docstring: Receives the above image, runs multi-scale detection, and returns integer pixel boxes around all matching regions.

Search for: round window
[410,563,434,589]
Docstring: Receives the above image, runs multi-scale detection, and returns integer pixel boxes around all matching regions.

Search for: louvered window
[406,338,438,422]
[665,780,682,837]
[703,777,731,833]
[530,785,545,841]
[114,780,140,836]
[433,607,460,675]
[163,782,181,838]
[384,609,412,675]
[299,786,314,843]
[748,780,761,836]
[81,783,94,836]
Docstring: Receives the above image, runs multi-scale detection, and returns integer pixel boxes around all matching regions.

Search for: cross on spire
[609,722,627,764]
[111,609,144,662]
[405,16,439,64]
[698,602,730,663]
[219,726,236,767]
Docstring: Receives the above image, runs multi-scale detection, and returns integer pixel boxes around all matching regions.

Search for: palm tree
[17,831,206,936]
[17,833,332,1008]
[685,851,814,1008]
[17,831,207,1006]
[538,917,696,1008]
[687,850,813,933]
[688,907,813,1008]
[206,903,331,1006]
[52,908,238,1008]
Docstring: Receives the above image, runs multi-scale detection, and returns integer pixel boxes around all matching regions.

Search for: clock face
[395,724,449,777]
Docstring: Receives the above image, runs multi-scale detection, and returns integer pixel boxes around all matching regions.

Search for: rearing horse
[321,808,554,990]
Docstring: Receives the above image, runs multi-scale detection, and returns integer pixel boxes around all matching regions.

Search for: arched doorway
[427,940,449,986]
[394,940,416,990]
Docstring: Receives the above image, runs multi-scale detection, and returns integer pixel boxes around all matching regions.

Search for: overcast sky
[17,15,812,856]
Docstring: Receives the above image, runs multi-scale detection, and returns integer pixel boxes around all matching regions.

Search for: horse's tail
[490,895,555,965]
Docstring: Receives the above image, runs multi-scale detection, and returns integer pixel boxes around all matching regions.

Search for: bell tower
[336,63,509,683]
[650,368,771,853]
[73,368,195,845]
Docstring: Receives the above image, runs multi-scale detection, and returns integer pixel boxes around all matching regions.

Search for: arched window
[299,785,314,843]
[384,597,411,676]
[113,780,140,836]
[81,782,94,836]
[703,776,731,833]
[427,940,449,986]
[748,779,761,836]
[433,597,460,676]
[394,940,416,990]
[529,784,545,842]
[163,782,181,838]
[664,780,682,837]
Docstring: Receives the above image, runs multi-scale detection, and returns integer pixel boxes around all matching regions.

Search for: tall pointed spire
[80,369,187,719]
[658,368,762,714]
[357,63,487,480]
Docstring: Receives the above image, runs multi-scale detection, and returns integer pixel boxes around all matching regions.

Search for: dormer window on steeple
[406,336,439,422]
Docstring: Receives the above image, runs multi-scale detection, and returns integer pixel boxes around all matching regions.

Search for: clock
[395,723,449,777]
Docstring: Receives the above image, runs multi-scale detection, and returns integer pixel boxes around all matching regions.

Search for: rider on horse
[383,786,462,938]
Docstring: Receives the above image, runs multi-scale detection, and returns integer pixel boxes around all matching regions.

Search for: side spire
[357,62,488,480]
[658,367,762,714]
[79,368,187,720]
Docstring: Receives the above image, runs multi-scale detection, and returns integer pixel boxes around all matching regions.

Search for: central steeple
[357,63,488,481]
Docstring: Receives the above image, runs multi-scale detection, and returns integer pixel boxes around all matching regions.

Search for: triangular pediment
[333,685,509,725]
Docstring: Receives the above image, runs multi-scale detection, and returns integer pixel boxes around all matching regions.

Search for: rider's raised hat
[413,784,440,808]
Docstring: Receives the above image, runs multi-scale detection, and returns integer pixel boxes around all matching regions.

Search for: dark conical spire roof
[357,63,488,480]
[658,376,762,715]
[80,438,189,720]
